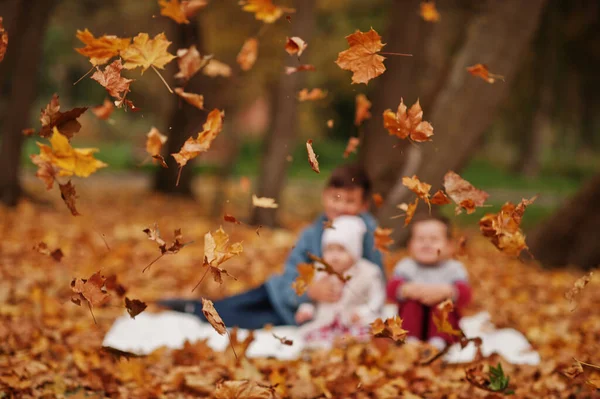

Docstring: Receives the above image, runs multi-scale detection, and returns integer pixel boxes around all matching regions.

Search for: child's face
[323,243,355,273]
[408,220,453,265]
[322,187,368,221]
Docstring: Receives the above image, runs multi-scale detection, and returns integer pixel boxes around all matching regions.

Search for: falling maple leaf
[285,36,307,56]
[355,94,372,126]
[335,28,386,85]
[565,271,594,310]
[432,299,463,337]
[203,59,232,78]
[374,227,394,252]
[30,154,58,190]
[383,98,433,142]
[305,140,320,174]
[273,333,293,346]
[0,17,7,63]
[291,263,315,296]
[285,64,316,75]
[431,189,451,205]
[420,1,440,22]
[142,224,192,272]
[174,88,204,109]
[307,253,352,283]
[125,297,147,319]
[466,64,505,84]
[214,380,278,399]
[370,316,407,342]
[159,0,190,24]
[91,99,115,120]
[36,127,108,178]
[443,171,489,214]
[224,214,242,225]
[105,275,127,297]
[252,195,278,208]
[204,227,243,269]
[39,94,88,139]
[146,127,168,160]
[372,193,384,208]
[402,175,433,208]
[71,271,110,324]
[239,0,294,23]
[174,45,210,82]
[297,88,327,102]
[33,242,64,262]
[395,197,419,227]
[75,29,131,66]
[121,32,176,73]
[181,0,208,18]
[237,37,258,71]
[343,137,360,158]
[201,298,226,335]
[59,180,80,216]
[91,59,134,108]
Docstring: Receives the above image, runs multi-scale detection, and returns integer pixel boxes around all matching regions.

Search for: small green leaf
[488,363,512,394]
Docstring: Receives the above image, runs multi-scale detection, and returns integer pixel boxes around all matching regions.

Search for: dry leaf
[201,298,226,335]
[565,271,594,309]
[307,253,352,283]
[239,0,294,23]
[204,227,243,268]
[402,175,432,207]
[37,127,108,178]
[146,127,168,158]
[273,333,293,346]
[285,64,316,75]
[396,197,419,226]
[252,195,278,208]
[466,64,504,84]
[172,109,224,168]
[0,17,7,63]
[142,224,191,272]
[91,99,114,120]
[175,45,210,82]
[105,275,127,297]
[71,271,110,323]
[430,190,451,205]
[355,94,372,126]
[306,140,320,173]
[370,316,407,342]
[214,380,277,399]
[121,32,176,74]
[181,0,208,17]
[372,193,384,208]
[297,88,327,102]
[30,154,58,190]
[159,0,190,24]
[143,223,167,251]
[383,98,433,142]
[240,176,251,192]
[326,119,334,128]
[343,137,360,158]
[91,59,134,107]
[443,171,489,214]
[59,180,80,216]
[237,38,258,71]
[335,28,386,85]
[33,242,64,262]
[374,227,394,253]
[291,263,315,296]
[39,94,88,139]
[22,128,35,136]
[285,36,307,56]
[125,297,147,319]
[562,360,584,379]
[432,299,463,337]
[420,1,440,22]
[203,59,232,77]
[174,88,204,110]
[75,29,130,66]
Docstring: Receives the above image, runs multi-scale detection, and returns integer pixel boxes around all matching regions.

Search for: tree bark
[375,0,547,245]
[0,0,57,206]
[528,173,600,269]
[249,0,316,227]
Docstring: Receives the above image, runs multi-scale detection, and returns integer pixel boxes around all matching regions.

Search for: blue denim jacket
[264,212,384,325]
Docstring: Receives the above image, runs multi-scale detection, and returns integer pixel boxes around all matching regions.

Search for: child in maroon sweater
[387,215,471,349]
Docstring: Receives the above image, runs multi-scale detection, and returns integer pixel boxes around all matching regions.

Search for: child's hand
[400,282,422,300]
[419,284,454,306]
[295,307,314,324]
[307,276,343,303]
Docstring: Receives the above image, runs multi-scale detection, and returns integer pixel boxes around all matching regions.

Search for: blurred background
[0,0,598,268]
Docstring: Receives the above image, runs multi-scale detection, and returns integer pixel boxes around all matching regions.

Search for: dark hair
[326,163,372,199]
[407,214,453,240]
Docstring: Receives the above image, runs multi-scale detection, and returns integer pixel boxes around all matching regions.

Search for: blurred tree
[0,0,58,206]
[250,0,316,227]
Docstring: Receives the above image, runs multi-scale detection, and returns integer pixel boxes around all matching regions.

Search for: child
[159,164,383,329]
[386,215,471,350]
[295,215,385,347]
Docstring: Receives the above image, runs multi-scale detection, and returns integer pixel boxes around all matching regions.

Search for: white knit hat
[322,215,367,261]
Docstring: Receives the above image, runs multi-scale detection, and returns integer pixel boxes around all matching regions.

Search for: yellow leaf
[172,109,224,167]
[204,226,243,268]
[432,299,462,337]
[37,127,107,178]
[420,1,440,22]
[75,29,131,66]
[159,0,190,24]
[146,127,167,157]
[239,0,294,23]
[121,32,176,73]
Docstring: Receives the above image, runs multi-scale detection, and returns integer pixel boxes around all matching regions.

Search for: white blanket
[103,305,540,365]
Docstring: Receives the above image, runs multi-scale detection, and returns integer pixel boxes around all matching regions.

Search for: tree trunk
[249,0,316,227]
[376,0,547,246]
[528,173,600,269]
[0,0,57,206]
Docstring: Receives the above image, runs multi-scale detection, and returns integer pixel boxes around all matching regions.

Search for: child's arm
[386,259,417,302]
[295,303,315,324]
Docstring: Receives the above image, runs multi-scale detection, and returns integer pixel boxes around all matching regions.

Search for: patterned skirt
[304,315,371,345]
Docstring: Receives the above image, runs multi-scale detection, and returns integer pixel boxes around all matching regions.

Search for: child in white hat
[295,215,386,347]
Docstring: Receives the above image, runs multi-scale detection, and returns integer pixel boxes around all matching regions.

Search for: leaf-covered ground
[0,179,598,398]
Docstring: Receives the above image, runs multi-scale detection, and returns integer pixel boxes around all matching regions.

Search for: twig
[380,52,413,57]
[142,253,164,273]
[151,65,174,93]
[74,65,95,85]
[226,329,238,360]
[192,266,211,292]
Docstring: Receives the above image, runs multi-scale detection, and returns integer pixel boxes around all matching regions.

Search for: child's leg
[398,300,426,340]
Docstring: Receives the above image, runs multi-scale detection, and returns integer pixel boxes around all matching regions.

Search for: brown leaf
[402,175,433,209]
[372,193,384,208]
[0,17,8,63]
[396,197,419,226]
[285,36,307,56]
[297,88,327,102]
[432,299,463,337]
[291,263,315,296]
[204,227,244,268]
[273,333,293,346]
[91,60,134,108]
[224,214,242,225]
[71,272,110,323]
[466,63,504,84]
[143,223,167,252]
[306,140,320,173]
[285,64,316,75]
[22,128,35,136]
[181,0,208,18]
[308,253,351,283]
[30,154,58,190]
[214,380,277,399]
[101,346,144,361]
[562,360,584,379]
[239,0,294,24]
[203,59,232,77]
[105,275,127,297]
[159,0,190,24]
[75,29,130,66]
[240,176,251,192]
[335,28,386,85]
[91,98,114,120]
[383,98,433,142]
[201,298,226,335]
[374,227,394,253]
[39,94,88,139]
[59,180,80,216]
[33,242,64,262]
[174,87,204,110]
[146,127,168,157]
[175,45,210,81]
[252,195,278,208]
[343,137,360,158]
[430,190,451,205]
[172,109,224,168]
[237,37,258,71]
[355,94,372,126]
[565,271,594,309]
[370,316,407,342]
[125,297,147,319]
[443,171,489,214]
[420,1,440,22]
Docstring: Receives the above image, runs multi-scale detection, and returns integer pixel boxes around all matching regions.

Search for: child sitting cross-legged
[387,215,472,350]
[296,215,386,348]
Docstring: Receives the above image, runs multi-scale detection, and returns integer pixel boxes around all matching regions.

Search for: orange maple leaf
[239,0,294,23]
[175,45,210,82]
[91,59,134,108]
[343,137,360,158]
[443,171,489,214]
[420,1,441,22]
[285,36,307,56]
[146,127,168,167]
[335,28,386,85]
[431,189,451,205]
[0,17,7,63]
[372,193,384,208]
[432,299,463,337]
[159,0,190,24]
[75,29,131,66]
[466,63,504,84]
[237,37,258,71]
[297,88,327,102]
[71,271,110,324]
[383,98,433,142]
[355,94,372,126]
[402,175,433,207]
[395,197,419,227]
[121,32,176,76]
[370,316,407,342]
[203,59,232,77]
[306,140,320,173]
[291,263,315,296]
[30,154,58,190]
[374,227,394,253]
[174,88,204,110]
[285,64,316,75]
[39,94,88,139]
[91,99,114,120]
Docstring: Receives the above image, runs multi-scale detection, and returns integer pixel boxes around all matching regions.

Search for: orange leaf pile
[466,63,505,84]
[306,140,320,173]
[39,94,88,139]
[370,316,408,342]
[443,171,489,214]
[335,28,386,85]
[354,94,372,126]
[383,98,433,142]
[75,29,130,66]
